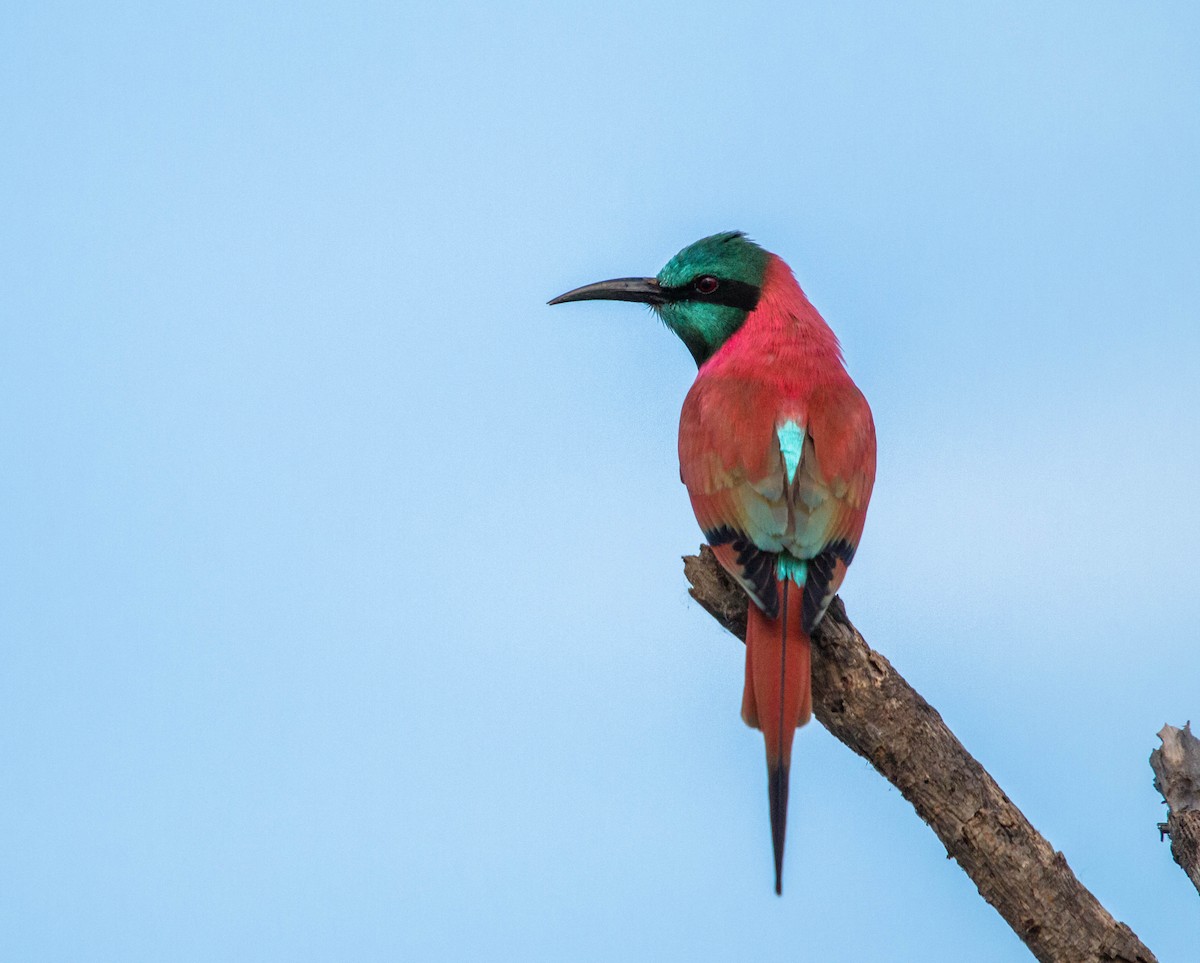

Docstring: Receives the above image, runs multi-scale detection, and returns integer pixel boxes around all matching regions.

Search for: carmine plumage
[551,232,876,894]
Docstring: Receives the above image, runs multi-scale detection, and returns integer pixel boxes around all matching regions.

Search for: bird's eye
[693,275,720,295]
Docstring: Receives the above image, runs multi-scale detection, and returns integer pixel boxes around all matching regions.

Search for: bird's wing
[679,375,875,629]
[792,379,876,628]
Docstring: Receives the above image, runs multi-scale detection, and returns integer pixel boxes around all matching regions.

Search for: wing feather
[680,373,875,623]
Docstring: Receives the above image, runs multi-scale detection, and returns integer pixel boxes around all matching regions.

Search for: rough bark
[1150,723,1200,897]
[684,545,1156,963]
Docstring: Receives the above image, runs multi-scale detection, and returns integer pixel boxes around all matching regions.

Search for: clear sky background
[3,2,1199,960]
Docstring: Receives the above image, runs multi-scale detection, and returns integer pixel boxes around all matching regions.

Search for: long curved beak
[548,277,666,307]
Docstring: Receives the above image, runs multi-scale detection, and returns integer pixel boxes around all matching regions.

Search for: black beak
[548,277,666,307]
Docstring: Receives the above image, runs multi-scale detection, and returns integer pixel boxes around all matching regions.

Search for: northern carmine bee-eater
[549,232,876,895]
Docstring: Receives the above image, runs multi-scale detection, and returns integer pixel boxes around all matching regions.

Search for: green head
[549,232,771,365]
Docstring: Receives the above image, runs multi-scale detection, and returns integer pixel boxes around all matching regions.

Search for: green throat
[655,231,770,365]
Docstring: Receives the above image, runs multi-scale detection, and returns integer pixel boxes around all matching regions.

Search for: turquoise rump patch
[776,553,808,586]
[777,420,805,486]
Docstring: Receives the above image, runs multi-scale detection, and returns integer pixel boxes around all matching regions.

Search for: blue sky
[3,1,1199,960]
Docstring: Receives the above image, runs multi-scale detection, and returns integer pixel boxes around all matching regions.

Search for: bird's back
[678,255,876,589]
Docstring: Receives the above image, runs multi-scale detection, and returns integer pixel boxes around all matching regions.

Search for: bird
[549,231,876,895]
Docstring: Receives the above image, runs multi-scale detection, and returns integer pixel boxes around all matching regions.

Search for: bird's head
[549,231,771,366]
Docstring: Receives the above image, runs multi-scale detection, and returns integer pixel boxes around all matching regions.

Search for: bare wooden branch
[1150,723,1200,897]
[684,545,1156,963]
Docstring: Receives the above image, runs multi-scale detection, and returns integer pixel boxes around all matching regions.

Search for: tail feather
[742,577,812,895]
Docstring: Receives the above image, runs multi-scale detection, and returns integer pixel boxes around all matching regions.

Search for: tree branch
[684,545,1156,963]
[1150,723,1200,898]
